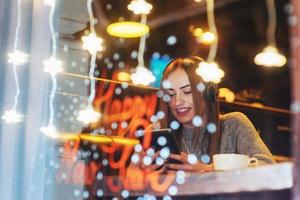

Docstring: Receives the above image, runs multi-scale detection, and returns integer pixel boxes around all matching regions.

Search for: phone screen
[137,129,182,164]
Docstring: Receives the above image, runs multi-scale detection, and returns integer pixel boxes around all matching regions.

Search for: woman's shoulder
[220,112,253,129]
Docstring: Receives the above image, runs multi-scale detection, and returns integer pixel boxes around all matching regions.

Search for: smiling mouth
[175,107,191,115]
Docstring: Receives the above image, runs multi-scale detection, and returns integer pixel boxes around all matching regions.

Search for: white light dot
[135,144,143,152]
[97,172,103,180]
[121,190,129,198]
[163,195,172,200]
[111,122,118,129]
[74,189,81,196]
[207,123,217,133]
[163,94,171,102]
[291,102,300,113]
[160,147,170,159]
[192,116,203,127]
[121,121,128,128]
[168,185,178,196]
[200,154,211,164]
[106,4,112,10]
[113,53,120,60]
[157,136,167,146]
[157,111,165,119]
[150,115,158,123]
[118,61,125,68]
[143,156,152,166]
[115,87,122,95]
[162,80,172,89]
[187,153,198,164]
[121,82,129,89]
[155,156,165,166]
[102,159,108,166]
[96,189,103,197]
[146,148,155,156]
[170,121,180,130]
[131,153,140,164]
[156,90,164,98]
[82,191,89,199]
[152,52,160,59]
[131,51,138,59]
[135,129,144,137]
[166,35,177,46]
[93,152,99,159]
[197,82,206,92]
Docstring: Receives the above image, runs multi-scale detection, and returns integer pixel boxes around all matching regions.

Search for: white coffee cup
[213,153,258,171]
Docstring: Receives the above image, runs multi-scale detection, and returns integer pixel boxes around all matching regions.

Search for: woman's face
[164,67,196,128]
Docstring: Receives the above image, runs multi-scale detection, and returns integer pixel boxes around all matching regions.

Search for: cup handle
[248,157,258,167]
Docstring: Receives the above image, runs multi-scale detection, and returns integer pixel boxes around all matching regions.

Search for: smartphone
[137,128,182,164]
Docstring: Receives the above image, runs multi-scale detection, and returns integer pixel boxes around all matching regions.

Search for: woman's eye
[183,91,192,94]
[167,93,175,97]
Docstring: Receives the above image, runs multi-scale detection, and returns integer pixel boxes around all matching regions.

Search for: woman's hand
[166,152,213,173]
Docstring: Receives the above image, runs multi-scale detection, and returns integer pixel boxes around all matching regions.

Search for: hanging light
[127,0,153,15]
[254,0,287,67]
[8,50,29,65]
[197,31,216,44]
[254,45,286,67]
[130,65,155,86]
[43,57,63,74]
[107,21,149,38]
[77,108,101,124]
[2,109,24,123]
[196,61,224,84]
[82,33,104,55]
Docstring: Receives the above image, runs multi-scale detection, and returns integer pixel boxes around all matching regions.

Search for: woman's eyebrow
[180,84,191,89]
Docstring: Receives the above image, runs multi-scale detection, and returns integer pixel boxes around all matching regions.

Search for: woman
[156,56,275,172]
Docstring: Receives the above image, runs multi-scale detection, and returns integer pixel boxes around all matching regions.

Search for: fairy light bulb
[130,65,155,86]
[198,31,216,44]
[254,45,286,67]
[77,108,101,124]
[8,50,29,65]
[82,33,104,55]
[40,126,57,139]
[2,110,24,123]
[43,57,63,74]
[43,0,55,7]
[193,27,203,37]
[128,0,153,15]
[196,61,224,83]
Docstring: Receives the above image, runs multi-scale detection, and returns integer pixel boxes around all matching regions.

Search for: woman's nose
[175,92,184,106]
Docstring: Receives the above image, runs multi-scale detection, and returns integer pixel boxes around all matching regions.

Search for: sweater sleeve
[227,112,275,165]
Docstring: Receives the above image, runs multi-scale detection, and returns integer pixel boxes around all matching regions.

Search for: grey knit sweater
[181,112,275,165]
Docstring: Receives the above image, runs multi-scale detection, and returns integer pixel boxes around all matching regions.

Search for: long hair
[158,56,221,159]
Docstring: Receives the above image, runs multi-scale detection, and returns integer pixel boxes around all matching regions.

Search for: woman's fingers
[167,163,193,171]
[169,152,187,163]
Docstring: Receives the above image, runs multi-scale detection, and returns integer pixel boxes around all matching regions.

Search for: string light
[8,50,29,65]
[254,45,286,67]
[78,0,102,124]
[2,0,28,123]
[41,0,62,137]
[77,107,101,124]
[127,0,153,15]
[196,61,224,83]
[195,0,224,83]
[82,32,104,55]
[129,12,155,86]
[43,57,63,75]
[2,110,24,123]
[254,0,286,67]
[197,31,216,44]
[130,65,156,86]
